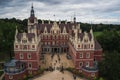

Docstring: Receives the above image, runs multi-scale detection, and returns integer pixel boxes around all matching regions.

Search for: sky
[0,0,120,24]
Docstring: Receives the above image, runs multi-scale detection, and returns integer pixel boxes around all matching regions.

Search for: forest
[0,18,120,80]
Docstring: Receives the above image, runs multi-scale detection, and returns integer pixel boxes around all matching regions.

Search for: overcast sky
[0,0,120,24]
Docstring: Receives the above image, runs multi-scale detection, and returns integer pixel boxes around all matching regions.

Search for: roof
[38,23,77,33]
[95,40,102,50]
[17,33,35,42]
[4,59,18,67]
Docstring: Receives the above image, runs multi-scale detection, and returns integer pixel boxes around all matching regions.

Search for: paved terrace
[32,53,86,80]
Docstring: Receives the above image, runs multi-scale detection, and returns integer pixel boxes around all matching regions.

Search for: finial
[53,14,56,21]
[32,3,33,8]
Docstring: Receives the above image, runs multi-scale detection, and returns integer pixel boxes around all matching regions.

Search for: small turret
[65,20,67,24]
[42,19,44,24]
[15,26,18,35]
[73,16,76,23]
[59,20,61,24]
[48,19,50,24]
[15,26,18,43]
[90,26,94,40]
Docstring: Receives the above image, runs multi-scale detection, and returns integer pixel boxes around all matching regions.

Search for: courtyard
[31,53,85,80]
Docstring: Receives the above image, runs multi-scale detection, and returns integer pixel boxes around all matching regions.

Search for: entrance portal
[54,48,57,53]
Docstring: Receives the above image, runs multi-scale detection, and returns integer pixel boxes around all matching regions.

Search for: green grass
[93,32,103,38]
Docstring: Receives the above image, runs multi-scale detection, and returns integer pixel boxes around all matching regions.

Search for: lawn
[93,32,103,38]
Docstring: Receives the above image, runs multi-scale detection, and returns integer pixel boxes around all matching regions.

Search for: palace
[4,5,102,80]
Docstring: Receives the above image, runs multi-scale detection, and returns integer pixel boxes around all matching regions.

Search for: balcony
[4,59,26,75]
[4,67,26,74]
[82,66,98,72]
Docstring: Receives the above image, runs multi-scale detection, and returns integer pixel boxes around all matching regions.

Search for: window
[53,41,55,45]
[28,53,31,59]
[48,42,50,45]
[91,73,95,77]
[9,76,13,79]
[20,53,24,59]
[23,45,27,49]
[86,53,90,58]
[22,40,27,43]
[28,71,32,74]
[84,45,87,49]
[84,39,88,42]
[16,45,18,48]
[32,45,35,48]
[86,62,89,67]
[28,63,32,69]
[91,44,93,48]
[80,53,83,58]
[79,62,83,67]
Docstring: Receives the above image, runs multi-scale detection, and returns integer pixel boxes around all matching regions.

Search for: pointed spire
[30,3,35,17]
[59,19,61,24]
[48,19,50,24]
[65,20,67,24]
[15,26,18,43]
[42,19,44,24]
[90,22,93,34]
[73,12,76,23]
[15,26,18,35]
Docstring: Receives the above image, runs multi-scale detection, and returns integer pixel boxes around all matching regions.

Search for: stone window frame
[27,53,31,59]
[28,62,32,69]
[79,62,83,67]
[86,62,89,67]
[20,53,24,59]
[9,75,13,79]
[86,52,90,58]
[16,45,18,49]
[80,53,83,58]
[91,73,95,77]
[32,45,35,48]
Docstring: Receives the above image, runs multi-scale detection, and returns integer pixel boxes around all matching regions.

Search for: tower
[30,3,35,17]
[28,4,38,33]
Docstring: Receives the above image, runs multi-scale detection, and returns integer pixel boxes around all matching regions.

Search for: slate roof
[16,33,35,42]
[4,59,19,67]
[95,40,102,50]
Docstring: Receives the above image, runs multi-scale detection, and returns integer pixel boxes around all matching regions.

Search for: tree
[97,30,120,80]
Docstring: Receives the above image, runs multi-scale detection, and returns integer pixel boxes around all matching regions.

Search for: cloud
[0,0,120,24]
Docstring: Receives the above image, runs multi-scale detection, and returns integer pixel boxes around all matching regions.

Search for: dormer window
[22,40,27,43]
[84,39,88,42]
[32,45,35,48]
[16,45,18,48]
[23,45,27,50]
[91,44,93,48]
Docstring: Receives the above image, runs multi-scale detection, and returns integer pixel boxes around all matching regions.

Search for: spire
[73,12,76,23]
[15,26,18,35]
[90,22,94,40]
[30,3,35,17]
[90,22,93,34]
